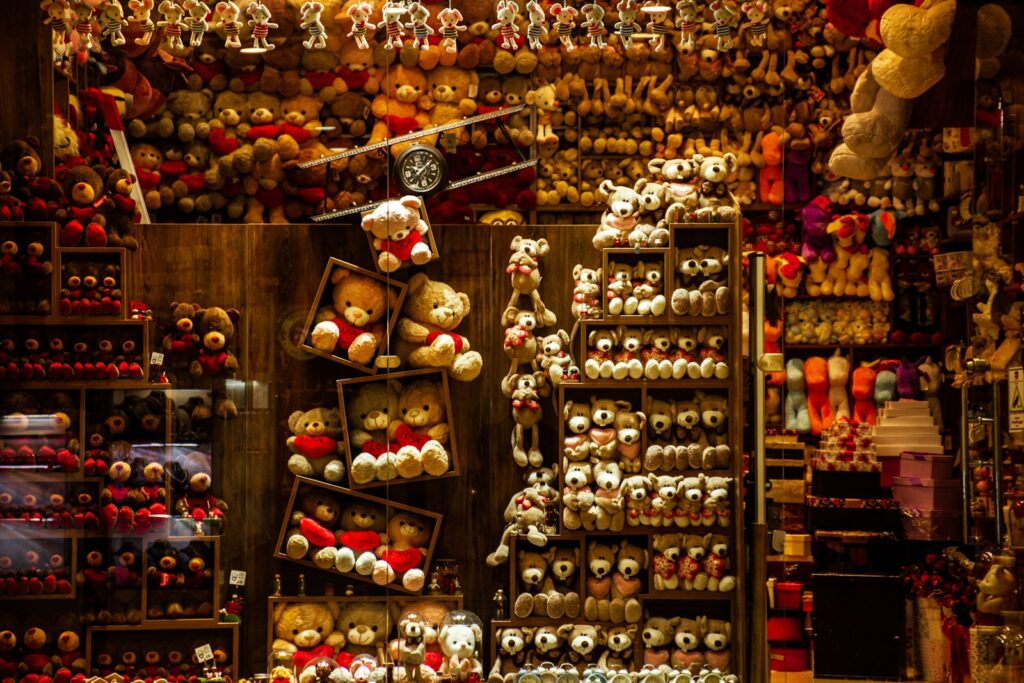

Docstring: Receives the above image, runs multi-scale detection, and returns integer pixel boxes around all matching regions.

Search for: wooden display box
[57,248,127,320]
[361,202,439,273]
[601,247,670,321]
[0,476,98,532]
[300,258,407,374]
[274,476,443,595]
[142,535,220,624]
[0,534,76,600]
[0,386,84,475]
[76,535,144,624]
[85,621,239,678]
[506,534,584,622]
[0,222,58,319]
[337,368,459,489]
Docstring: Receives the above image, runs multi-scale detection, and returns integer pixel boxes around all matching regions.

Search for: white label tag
[195,645,214,663]
[150,352,165,365]
[229,570,247,586]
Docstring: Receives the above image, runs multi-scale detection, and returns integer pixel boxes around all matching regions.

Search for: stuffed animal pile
[0,327,144,383]
[641,614,735,675]
[0,391,80,472]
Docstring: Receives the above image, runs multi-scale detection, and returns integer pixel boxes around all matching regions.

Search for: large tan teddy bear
[396,274,482,381]
[286,407,347,483]
[427,66,480,148]
[311,266,398,366]
[346,381,403,484]
[272,601,346,670]
[333,601,400,668]
[368,65,437,157]
[395,379,451,478]
[829,0,956,180]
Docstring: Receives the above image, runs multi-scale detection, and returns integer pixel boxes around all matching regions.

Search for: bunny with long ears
[708,0,737,51]
[405,2,434,50]
[613,0,640,49]
[380,1,406,50]
[246,1,278,50]
[156,0,186,50]
[299,1,327,49]
[549,3,578,51]
[579,3,605,48]
[739,0,769,48]
[491,0,521,50]
[644,3,672,52]
[675,0,699,52]
[215,1,243,48]
[346,2,377,50]
[182,0,210,47]
[437,7,466,53]
[127,0,156,45]
[524,1,548,50]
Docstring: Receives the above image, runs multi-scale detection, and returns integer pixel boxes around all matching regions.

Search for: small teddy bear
[362,196,434,273]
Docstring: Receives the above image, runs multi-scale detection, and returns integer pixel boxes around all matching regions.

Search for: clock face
[396,146,446,196]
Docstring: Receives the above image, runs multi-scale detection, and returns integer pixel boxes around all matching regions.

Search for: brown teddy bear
[374,511,431,591]
[335,501,387,575]
[100,169,140,250]
[395,379,451,478]
[208,91,255,178]
[165,88,214,143]
[55,165,107,247]
[286,407,347,483]
[396,274,482,382]
[346,380,402,484]
[130,143,173,210]
[243,153,289,224]
[334,601,398,667]
[311,266,397,366]
[189,306,241,414]
[271,601,346,670]
[361,196,434,272]
[368,65,436,156]
[427,66,479,148]
[610,540,646,623]
[584,541,617,622]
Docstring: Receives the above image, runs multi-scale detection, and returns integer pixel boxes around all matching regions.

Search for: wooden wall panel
[140,222,601,674]
[0,1,53,173]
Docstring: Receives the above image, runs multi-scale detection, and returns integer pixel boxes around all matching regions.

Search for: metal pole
[961,381,971,544]
[749,253,769,683]
[994,380,1005,544]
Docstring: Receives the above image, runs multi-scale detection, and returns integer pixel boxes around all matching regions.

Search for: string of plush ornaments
[42,0,764,61]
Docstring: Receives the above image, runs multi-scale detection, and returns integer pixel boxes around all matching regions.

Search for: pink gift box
[893,476,961,510]
[899,452,954,480]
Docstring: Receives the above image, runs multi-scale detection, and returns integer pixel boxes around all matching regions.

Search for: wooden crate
[0,221,59,318]
[86,621,239,678]
[56,247,128,320]
[361,201,439,274]
[142,535,221,624]
[299,258,407,374]
[274,476,443,595]
[0,533,76,600]
[337,368,460,489]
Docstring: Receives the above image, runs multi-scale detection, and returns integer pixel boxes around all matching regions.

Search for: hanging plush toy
[549,3,577,51]
[491,0,521,50]
[380,1,406,50]
[42,0,73,50]
[157,0,186,49]
[245,1,277,50]
[71,0,99,52]
[524,1,547,50]
[127,0,156,45]
[643,4,671,51]
[708,0,737,51]
[580,3,606,47]
[406,2,433,50]
[675,0,699,52]
[437,7,465,54]
[99,1,127,46]
[346,2,377,50]
[300,1,327,49]
[614,0,640,49]
[183,0,210,47]
[215,1,243,48]
[739,0,769,48]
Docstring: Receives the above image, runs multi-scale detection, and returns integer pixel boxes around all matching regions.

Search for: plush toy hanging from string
[41,0,72,63]
[157,0,186,49]
[300,1,327,49]
[183,0,210,47]
[580,3,606,47]
[675,0,699,52]
[380,1,407,50]
[524,1,548,50]
[244,0,278,51]
[642,2,672,52]
[437,7,465,54]
[71,0,100,51]
[549,3,578,51]
[491,0,521,50]
[215,1,243,48]
[613,0,640,49]
[406,2,433,50]
[739,0,769,48]
[346,2,377,50]
[127,0,156,45]
[708,0,737,51]
[99,1,127,46]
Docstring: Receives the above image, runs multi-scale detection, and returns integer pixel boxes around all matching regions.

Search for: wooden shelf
[567,378,731,389]
[640,591,736,601]
[89,621,236,632]
[767,554,814,564]
[0,317,146,326]
[584,314,731,325]
[140,617,221,628]
[0,381,171,390]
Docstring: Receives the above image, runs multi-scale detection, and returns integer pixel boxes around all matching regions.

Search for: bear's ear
[558,329,570,345]
[510,235,523,252]
[598,179,615,198]
[399,195,421,211]
[556,623,574,638]
[471,624,483,641]
[724,152,737,173]
[225,308,241,324]
[331,266,351,284]
[562,400,574,420]
[406,272,429,293]
[457,291,471,316]
[534,238,550,255]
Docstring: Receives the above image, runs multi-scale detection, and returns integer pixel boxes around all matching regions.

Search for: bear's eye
[360,413,367,419]
[422,405,429,411]
[292,629,298,635]
[317,627,323,633]
[402,408,408,414]
[371,626,378,632]
[366,308,373,315]
[432,303,438,309]
[349,623,356,628]
[345,301,352,307]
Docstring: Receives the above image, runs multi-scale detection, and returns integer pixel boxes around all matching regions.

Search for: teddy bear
[394,378,451,479]
[641,615,676,669]
[207,90,255,178]
[362,196,434,272]
[99,169,140,250]
[677,534,709,590]
[594,180,644,249]
[509,372,544,468]
[311,265,397,366]
[396,274,482,382]
[426,66,479,148]
[368,65,435,156]
[608,540,646,623]
[584,541,617,622]
[243,152,289,224]
[189,305,240,380]
[329,601,396,671]
[286,407,347,483]
[650,533,681,591]
[332,501,387,576]
[344,380,401,484]
[489,627,535,683]
[387,600,450,679]
[439,616,483,681]
[487,486,550,565]
[562,461,597,531]
[670,617,704,672]
[272,601,347,670]
[593,460,625,531]
[55,165,107,247]
[370,512,431,591]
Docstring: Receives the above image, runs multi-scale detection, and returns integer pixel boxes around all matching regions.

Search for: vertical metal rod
[748,253,768,683]
[962,382,971,544]
[994,381,1005,544]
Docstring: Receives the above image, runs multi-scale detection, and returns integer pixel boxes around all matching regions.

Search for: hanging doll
[580,3,606,47]
[99,1,127,46]
[675,0,700,52]
[157,0,187,49]
[346,2,377,51]
[299,1,327,49]
[127,0,156,46]
[245,1,278,51]
[614,0,641,49]
[524,1,547,50]
[708,0,737,51]
[405,3,433,50]
[644,4,672,51]
[549,3,577,51]
[491,0,521,50]
[183,0,210,47]
[380,1,406,50]
[437,8,465,54]
[71,0,100,52]
[215,1,243,48]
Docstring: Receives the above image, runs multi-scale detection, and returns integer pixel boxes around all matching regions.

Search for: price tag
[195,645,214,663]
[229,570,247,586]
[1010,367,1024,432]
[150,352,165,366]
